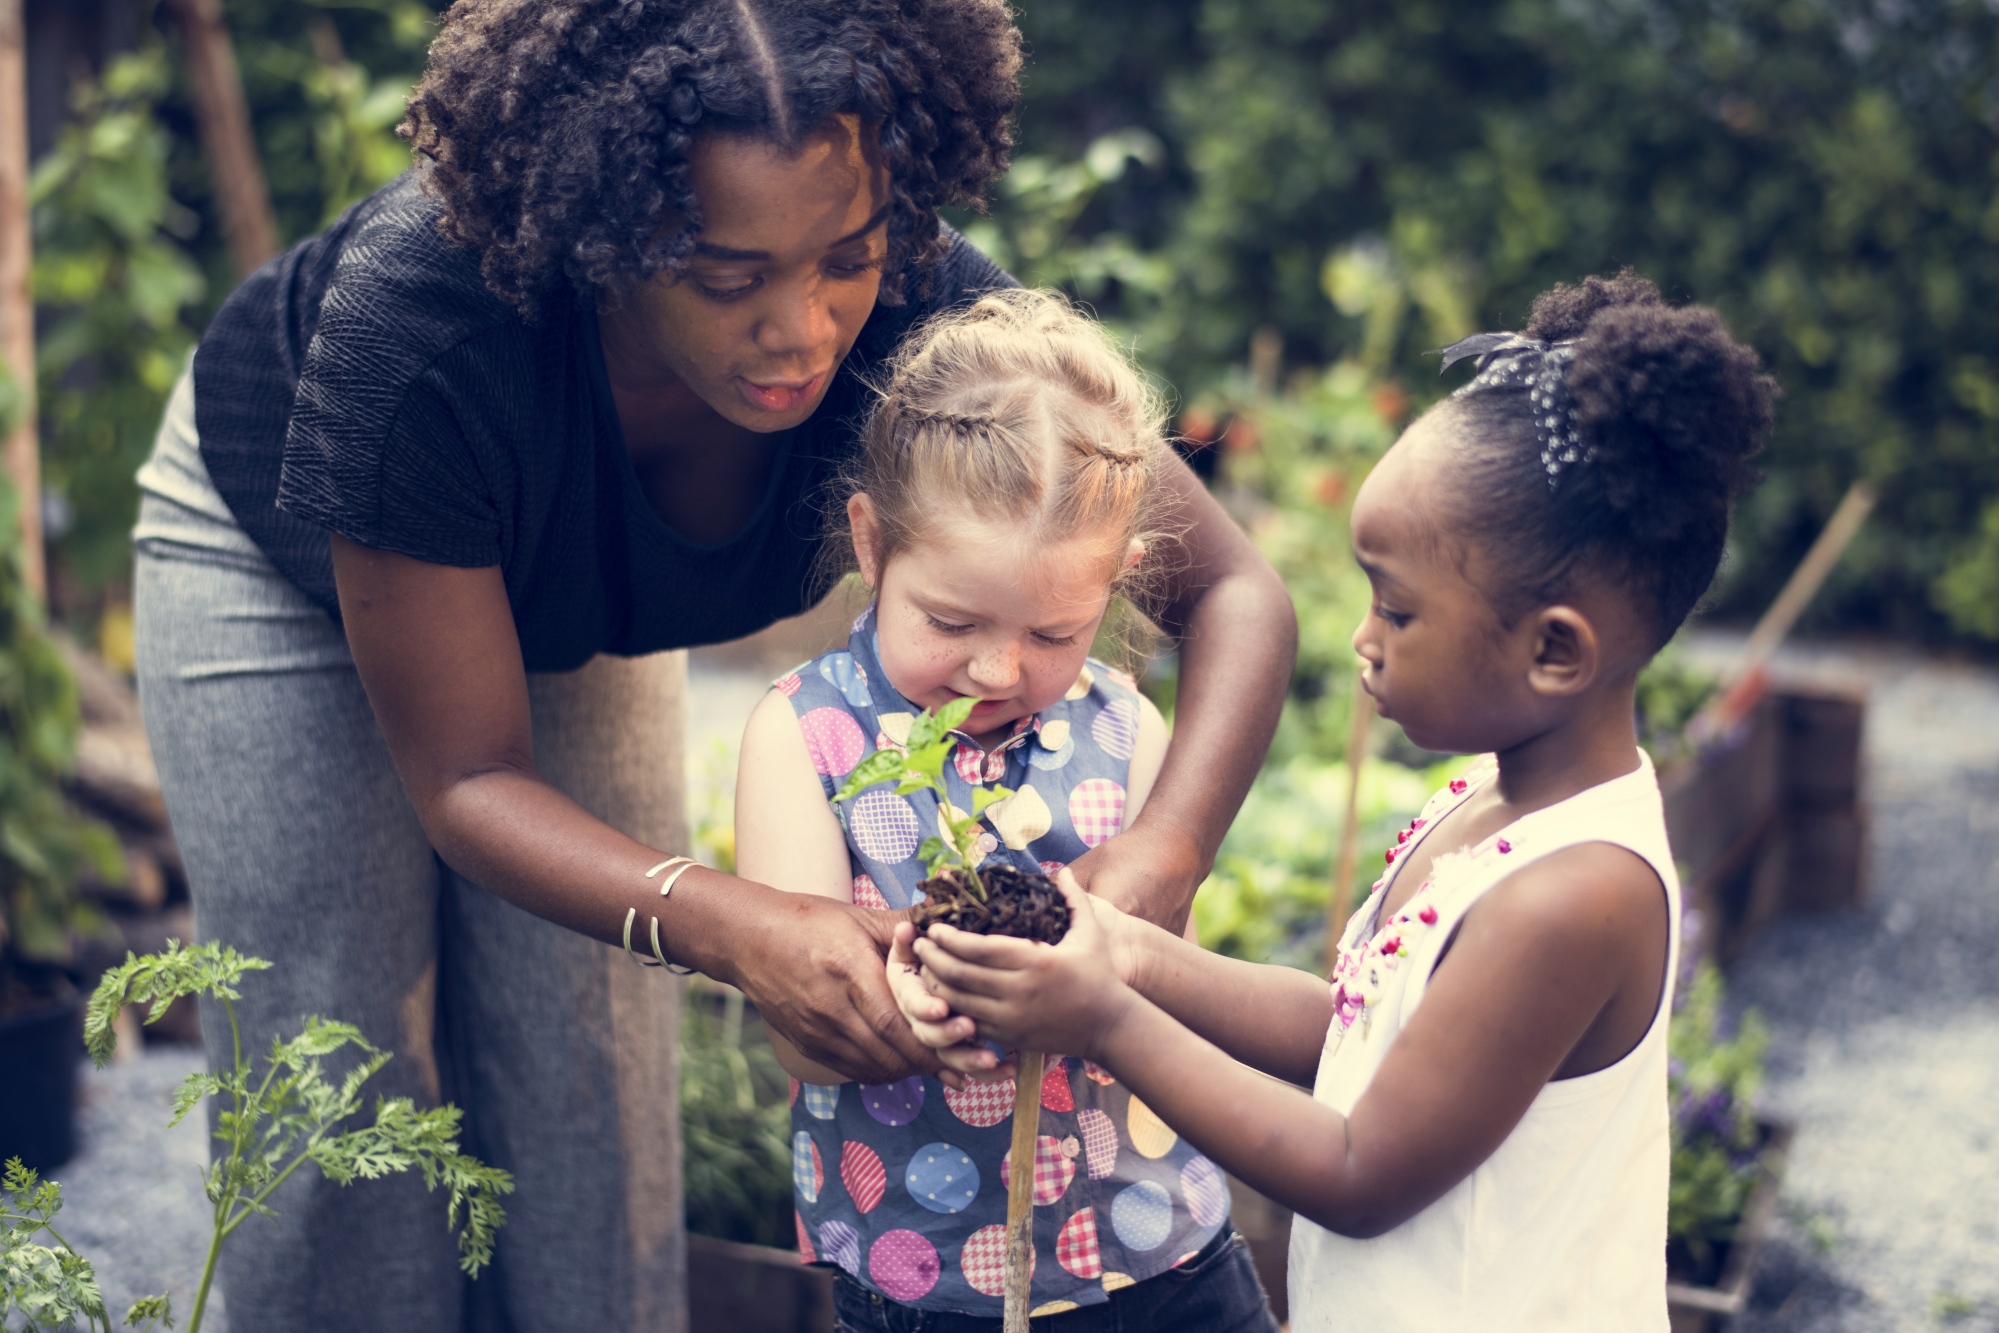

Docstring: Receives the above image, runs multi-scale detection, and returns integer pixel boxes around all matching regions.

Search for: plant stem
[187,1188,229,1332]
[1003,1050,1045,1333]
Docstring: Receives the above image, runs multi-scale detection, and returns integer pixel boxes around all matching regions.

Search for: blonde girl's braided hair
[847,288,1170,593]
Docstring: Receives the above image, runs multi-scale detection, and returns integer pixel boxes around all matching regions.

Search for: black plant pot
[0,991,84,1171]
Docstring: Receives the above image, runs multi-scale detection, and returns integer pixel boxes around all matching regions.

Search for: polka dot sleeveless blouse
[775,606,1227,1315]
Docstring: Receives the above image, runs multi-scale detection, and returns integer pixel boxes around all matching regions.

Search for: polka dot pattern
[792,1132,823,1203]
[1031,1301,1081,1316]
[1067,779,1127,848]
[905,1142,980,1214]
[775,672,802,697]
[1028,731,1076,770]
[802,1084,839,1120]
[876,711,914,747]
[1040,1059,1075,1112]
[943,1075,1016,1128]
[1182,1155,1228,1228]
[989,785,1053,851]
[1001,1134,1078,1205]
[959,1224,1014,1297]
[850,790,920,863]
[819,1220,861,1276]
[1111,1180,1174,1251]
[799,708,866,778]
[1056,1207,1103,1278]
[1076,1108,1119,1181]
[1065,666,1095,701]
[1126,1096,1178,1158]
[852,874,890,911]
[819,651,872,707]
[869,1229,940,1302]
[842,1141,887,1213]
[1091,698,1139,762]
[1102,1272,1136,1292]
[795,1209,815,1262]
[862,1076,925,1127]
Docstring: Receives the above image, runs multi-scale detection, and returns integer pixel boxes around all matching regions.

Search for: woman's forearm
[1130,462,1296,906]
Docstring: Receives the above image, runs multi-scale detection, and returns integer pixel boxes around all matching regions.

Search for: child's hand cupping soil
[894,871,1142,1065]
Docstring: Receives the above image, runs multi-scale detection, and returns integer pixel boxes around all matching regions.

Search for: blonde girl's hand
[887,921,1010,1085]
[911,870,1137,1061]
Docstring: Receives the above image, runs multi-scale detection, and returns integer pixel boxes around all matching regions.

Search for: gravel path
[1679,635,1999,1332]
[37,641,1998,1331]
[55,1047,227,1331]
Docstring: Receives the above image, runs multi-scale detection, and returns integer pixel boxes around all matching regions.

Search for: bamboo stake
[1688,480,1877,743]
[165,0,278,279]
[0,0,41,602]
[1003,1050,1045,1332]
[1327,667,1375,968]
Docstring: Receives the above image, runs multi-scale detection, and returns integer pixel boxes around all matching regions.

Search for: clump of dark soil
[912,865,1069,944]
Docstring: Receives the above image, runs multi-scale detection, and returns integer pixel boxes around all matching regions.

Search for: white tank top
[1289,750,1678,1333]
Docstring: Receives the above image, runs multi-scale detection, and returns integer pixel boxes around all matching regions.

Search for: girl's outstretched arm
[915,850,1664,1236]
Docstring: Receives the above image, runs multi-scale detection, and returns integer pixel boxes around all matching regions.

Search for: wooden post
[1003,1050,1045,1332]
[1688,480,1877,744]
[165,0,278,279]
[1327,668,1374,967]
[0,0,41,602]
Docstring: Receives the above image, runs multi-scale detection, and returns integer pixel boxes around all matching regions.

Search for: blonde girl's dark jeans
[830,1229,1281,1333]
[132,368,690,1332]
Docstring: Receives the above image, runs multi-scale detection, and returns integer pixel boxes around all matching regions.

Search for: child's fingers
[907,1010,978,1048]
[921,922,1046,969]
[911,936,1026,1000]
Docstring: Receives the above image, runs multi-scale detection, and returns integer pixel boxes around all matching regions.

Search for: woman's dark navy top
[190,172,1013,672]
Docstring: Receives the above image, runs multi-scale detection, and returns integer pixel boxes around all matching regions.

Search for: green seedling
[833,697,1012,899]
[0,942,512,1333]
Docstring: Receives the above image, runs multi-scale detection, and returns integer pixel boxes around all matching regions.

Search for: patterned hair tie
[1439,332,1591,488]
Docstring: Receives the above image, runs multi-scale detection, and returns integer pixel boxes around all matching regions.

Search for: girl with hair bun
[894,272,1777,1332]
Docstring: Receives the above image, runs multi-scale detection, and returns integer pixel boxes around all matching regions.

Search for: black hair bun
[1529,271,1776,546]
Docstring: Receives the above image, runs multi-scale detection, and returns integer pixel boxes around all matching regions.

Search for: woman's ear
[1525,605,1600,698]
[848,493,884,589]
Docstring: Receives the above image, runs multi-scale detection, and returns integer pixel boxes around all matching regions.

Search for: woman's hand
[729,893,943,1084]
[911,873,1138,1062]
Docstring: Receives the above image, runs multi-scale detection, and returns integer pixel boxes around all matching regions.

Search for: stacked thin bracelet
[622,856,700,974]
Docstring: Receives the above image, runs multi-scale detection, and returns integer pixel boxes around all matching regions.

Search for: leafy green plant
[30,48,207,596]
[8,941,515,1333]
[833,698,1010,898]
[1667,962,1771,1282]
[2,1158,172,1332]
[0,460,123,1015]
[679,989,792,1248]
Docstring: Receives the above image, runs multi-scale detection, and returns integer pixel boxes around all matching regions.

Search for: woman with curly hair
[129,2,1295,1329]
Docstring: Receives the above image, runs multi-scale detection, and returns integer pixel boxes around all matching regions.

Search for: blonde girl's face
[849,495,1133,746]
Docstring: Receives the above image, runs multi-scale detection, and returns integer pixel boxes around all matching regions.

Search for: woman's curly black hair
[401,0,1021,314]
[1445,271,1778,647]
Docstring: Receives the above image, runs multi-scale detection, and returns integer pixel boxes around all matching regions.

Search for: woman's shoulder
[309,173,529,367]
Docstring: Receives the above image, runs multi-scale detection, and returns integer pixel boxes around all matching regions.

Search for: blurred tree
[1006,0,1999,642]
[29,0,436,611]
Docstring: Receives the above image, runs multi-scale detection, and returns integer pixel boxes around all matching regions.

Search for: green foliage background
[994,0,1999,644]
[26,0,1999,644]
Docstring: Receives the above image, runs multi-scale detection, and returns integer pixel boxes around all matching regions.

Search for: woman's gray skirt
[132,367,688,1332]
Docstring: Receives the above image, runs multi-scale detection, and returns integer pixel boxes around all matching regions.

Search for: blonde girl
[735,290,1280,1331]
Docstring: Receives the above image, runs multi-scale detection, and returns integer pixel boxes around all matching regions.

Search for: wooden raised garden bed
[1666,1119,1796,1333]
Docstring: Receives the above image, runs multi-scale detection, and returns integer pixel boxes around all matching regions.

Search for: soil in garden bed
[913,865,1070,943]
